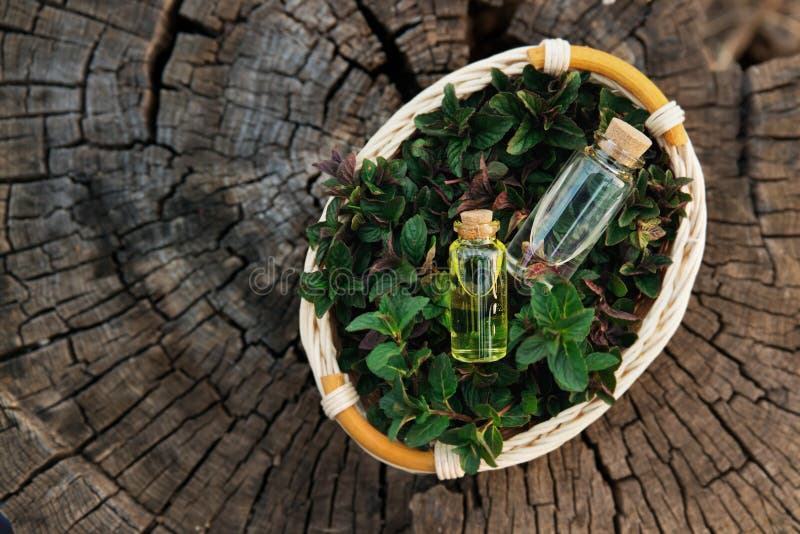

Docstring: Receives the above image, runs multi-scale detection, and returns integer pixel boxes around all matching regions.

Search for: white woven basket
[300,39,706,479]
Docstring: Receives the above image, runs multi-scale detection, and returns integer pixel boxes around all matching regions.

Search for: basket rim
[299,41,707,479]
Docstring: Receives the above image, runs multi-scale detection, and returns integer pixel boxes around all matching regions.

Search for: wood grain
[0,0,797,532]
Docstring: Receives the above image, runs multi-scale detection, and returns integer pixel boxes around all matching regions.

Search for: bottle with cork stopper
[449,209,508,362]
[506,117,653,285]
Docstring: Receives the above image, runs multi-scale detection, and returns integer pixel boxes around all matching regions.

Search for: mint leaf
[521,388,539,414]
[545,115,586,149]
[442,83,459,118]
[380,293,430,332]
[400,214,427,264]
[404,415,450,447]
[325,240,352,271]
[516,89,546,115]
[515,332,550,368]
[471,112,516,149]
[428,352,457,402]
[552,308,594,341]
[549,71,581,112]
[499,405,530,427]
[490,68,511,91]
[346,311,397,336]
[366,342,407,381]
[634,273,660,298]
[383,196,406,224]
[484,425,503,458]
[585,352,621,371]
[547,340,589,392]
[605,219,631,246]
[447,136,470,177]
[507,115,543,155]
[488,93,525,119]
[438,423,477,446]
[457,445,481,475]
[388,414,415,441]
[414,109,447,136]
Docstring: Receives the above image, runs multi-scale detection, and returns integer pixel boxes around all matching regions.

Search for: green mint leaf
[471,112,516,150]
[473,403,501,425]
[486,161,508,178]
[516,89,546,115]
[521,388,539,414]
[428,352,457,402]
[414,109,447,136]
[325,197,341,228]
[585,352,621,371]
[522,64,552,92]
[399,214,427,264]
[515,332,550,368]
[447,136,470,177]
[452,107,476,131]
[634,273,660,298]
[599,87,635,117]
[325,240,352,271]
[550,281,585,317]
[345,311,397,337]
[438,423,478,446]
[499,405,530,427]
[605,220,630,246]
[408,347,432,373]
[379,379,414,418]
[507,115,543,155]
[366,342,407,381]
[547,340,589,392]
[549,71,582,112]
[298,271,328,302]
[383,197,406,224]
[380,293,430,332]
[404,414,450,448]
[388,413,416,441]
[490,68,511,91]
[475,429,499,467]
[552,308,594,342]
[357,223,386,243]
[545,115,586,150]
[457,445,481,475]
[484,425,503,458]
[531,280,586,328]
[442,83,459,118]
[609,273,628,297]
[314,295,334,318]
[488,93,525,119]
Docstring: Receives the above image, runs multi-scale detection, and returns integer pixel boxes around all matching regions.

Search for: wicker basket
[299,39,706,479]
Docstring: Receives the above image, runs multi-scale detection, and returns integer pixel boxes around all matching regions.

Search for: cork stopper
[599,118,653,168]
[455,209,498,239]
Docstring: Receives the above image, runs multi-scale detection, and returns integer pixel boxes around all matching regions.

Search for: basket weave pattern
[300,41,706,479]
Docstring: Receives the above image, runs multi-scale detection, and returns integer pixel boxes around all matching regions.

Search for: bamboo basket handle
[527,45,688,146]
[320,43,688,475]
[322,374,436,472]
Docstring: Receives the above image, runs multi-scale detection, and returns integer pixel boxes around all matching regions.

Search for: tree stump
[1,0,798,532]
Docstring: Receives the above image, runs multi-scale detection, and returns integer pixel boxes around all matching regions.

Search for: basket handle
[322,374,437,472]
[527,44,689,147]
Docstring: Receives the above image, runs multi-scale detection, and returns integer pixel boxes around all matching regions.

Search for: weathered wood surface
[0,0,798,532]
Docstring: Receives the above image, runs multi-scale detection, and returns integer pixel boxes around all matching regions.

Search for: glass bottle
[449,209,508,363]
[507,118,652,285]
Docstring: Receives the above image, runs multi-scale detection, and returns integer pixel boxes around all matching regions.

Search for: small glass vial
[507,118,652,284]
[449,209,508,363]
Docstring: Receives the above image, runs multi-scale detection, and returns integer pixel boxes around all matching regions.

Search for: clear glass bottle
[449,209,508,363]
[507,118,652,285]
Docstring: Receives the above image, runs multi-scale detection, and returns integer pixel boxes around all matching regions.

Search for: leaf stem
[429,410,474,423]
